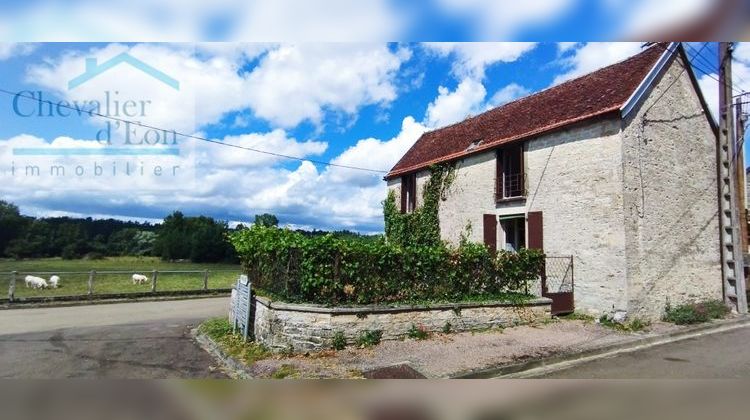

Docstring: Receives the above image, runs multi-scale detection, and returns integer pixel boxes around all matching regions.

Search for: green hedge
[230,225,545,306]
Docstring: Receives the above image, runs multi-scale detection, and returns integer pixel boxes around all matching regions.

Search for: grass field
[0,257,242,299]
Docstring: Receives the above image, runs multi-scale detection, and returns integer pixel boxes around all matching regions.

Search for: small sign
[233,275,252,340]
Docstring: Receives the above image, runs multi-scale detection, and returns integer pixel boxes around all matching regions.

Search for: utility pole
[736,96,748,252]
[718,41,748,314]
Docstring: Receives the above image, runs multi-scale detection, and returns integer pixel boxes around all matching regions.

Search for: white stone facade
[388,55,721,320]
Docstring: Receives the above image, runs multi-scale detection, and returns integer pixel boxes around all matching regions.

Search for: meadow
[0,256,242,300]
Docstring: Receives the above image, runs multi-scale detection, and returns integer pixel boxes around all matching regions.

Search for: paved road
[541,324,750,378]
[0,298,229,378]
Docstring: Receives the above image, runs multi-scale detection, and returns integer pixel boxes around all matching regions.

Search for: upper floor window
[496,144,526,201]
[401,173,417,213]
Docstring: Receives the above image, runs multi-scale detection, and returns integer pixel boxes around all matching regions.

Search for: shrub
[331,331,346,350]
[663,300,730,325]
[407,324,430,340]
[356,330,383,347]
[230,225,544,306]
[442,322,452,334]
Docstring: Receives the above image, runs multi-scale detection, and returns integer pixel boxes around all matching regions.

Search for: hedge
[230,225,545,306]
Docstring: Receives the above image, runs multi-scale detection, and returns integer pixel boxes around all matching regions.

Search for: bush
[230,225,544,306]
[663,300,730,325]
[331,331,346,350]
[356,330,383,347]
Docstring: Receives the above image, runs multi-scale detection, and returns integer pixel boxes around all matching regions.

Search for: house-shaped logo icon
[68,53,180,90]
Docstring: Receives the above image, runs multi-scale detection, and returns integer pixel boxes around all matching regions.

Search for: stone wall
[254,296,552,352]
[620,53,722,319]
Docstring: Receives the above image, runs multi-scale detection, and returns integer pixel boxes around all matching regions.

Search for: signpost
[232,275,253,340]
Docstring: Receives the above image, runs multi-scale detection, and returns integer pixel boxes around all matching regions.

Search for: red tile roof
[386,44,669,179]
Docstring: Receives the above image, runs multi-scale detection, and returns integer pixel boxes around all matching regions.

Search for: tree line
[0,200,268,263]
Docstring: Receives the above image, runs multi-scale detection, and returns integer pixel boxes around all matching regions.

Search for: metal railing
[3,269,240,302]
[496,172,527,201]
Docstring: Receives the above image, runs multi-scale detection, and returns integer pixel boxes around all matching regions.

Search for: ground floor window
[499,215,525,252]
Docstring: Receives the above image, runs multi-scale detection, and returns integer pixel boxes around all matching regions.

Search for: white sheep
[24,275,48,289]
[132,274,149,285]
[49,275,60,288]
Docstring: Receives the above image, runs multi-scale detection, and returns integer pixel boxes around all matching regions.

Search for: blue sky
[0,40,747,231]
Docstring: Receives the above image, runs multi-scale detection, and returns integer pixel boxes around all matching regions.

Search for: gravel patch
[250,319,684,378]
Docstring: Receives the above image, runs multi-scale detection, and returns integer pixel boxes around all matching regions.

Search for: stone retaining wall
[254,296,552,352]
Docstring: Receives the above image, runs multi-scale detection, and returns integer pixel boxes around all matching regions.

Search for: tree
[0,201,28,257]
[154,211,192,260]
[254,213,279,227]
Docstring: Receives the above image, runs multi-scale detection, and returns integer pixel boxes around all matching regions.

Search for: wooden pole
[151,270,158,293]
[203,269,209,291]
[88,270,95,296]
[9,271,16,302]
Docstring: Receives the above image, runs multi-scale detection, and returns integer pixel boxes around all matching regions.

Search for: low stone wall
[254,296,552,352]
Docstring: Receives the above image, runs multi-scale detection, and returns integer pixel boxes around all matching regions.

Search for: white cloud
[433,0,577,39]
[488,83,530,107]
[733,42,750,93]
[244,44,410,128]
[424,78,487,128]
[553,42,645,85]
[557,42,579,54]
[0,1,406,42]
[23,43,409,133]
[0,43,37,60]
[611,0,714,38]
[423,42,537,79]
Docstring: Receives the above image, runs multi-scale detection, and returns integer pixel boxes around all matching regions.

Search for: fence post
[87,270,95,296]
[9,271,17,302]
[203,270,209,291]
[151,270,158,293]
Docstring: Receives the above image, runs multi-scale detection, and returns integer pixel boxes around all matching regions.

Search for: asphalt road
[0,298,229,378]
[541,324,750,378]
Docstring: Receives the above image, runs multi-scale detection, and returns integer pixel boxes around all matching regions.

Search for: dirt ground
[246,319,681,378]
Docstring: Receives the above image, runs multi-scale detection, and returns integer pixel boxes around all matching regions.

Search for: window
[496,144,526,201]
[499,215,526,252]
[401,173,417,213]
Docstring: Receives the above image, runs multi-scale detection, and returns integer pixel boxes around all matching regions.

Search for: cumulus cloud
[487,83,530,107]
[609,0,714,38]
[424,79,487,128]
[433,0,577,39]
[244,44,410,128]
[0,43,37,60]
[553,42,645,85]
[423,42,537,79]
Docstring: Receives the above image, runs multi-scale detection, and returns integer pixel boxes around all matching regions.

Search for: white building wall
[620,54,722,319]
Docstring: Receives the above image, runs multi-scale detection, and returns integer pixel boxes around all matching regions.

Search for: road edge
[191,327,253,379]
[451,315,750,379]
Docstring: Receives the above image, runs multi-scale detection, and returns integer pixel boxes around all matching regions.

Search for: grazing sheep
[24,275,48,289]
[132,274,149,285]
[49,275,60,288]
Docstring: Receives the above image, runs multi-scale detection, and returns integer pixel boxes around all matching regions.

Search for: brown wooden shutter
[527,211,543,250]
[483,214,497,254]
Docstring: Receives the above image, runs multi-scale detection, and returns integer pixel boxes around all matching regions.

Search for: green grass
[198,318,271,366]
[0,256,241,299]
[598,315,650,332]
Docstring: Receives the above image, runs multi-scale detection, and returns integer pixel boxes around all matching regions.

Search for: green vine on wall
[384,164,456,248]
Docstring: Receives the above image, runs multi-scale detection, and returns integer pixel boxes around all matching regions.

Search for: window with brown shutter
[496,144,526,201]
[401,173,417,213]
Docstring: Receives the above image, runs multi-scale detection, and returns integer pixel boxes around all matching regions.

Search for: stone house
[385,43,722,319]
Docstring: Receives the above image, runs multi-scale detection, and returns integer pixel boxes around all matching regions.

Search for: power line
[0,87,389,174]
[685,42,748,95]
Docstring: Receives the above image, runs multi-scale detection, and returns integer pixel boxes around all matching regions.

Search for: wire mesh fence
[543,256,574,294]
[2,269,240,302]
